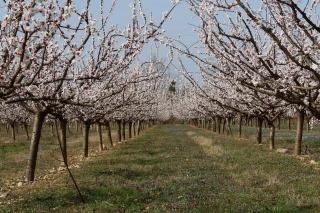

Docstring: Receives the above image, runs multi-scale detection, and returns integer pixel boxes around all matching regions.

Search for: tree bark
[97,123,104,151]
[307,117,311,132]
[59,118,68,165]
[226,117,233,136]
[288,118,291,130]
[128,121,132,138]
[137,120,141,135]
[26,110,47,182]
[211,117,216,132]
[24,123,30,140]
[222,118,226,133]
[294,109,304,156]
[237,113,242,138]
[51,123,55,136]
[133,121,136,136]
[217,117,222,134]
[269,122,275,150]
[256,117,264,144]
[121,120,126,141]
[67,122,72,134]
[105,121,113,147]
[83,121,91,158]
[117,120,121,142]
[10,123,15,141]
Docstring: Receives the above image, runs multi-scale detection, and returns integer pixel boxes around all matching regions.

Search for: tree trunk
[217,117,221,134]
[10,123,15,141]
[226,117,233,136]
[133,121,136,136]
[222,118,226,133]
[269,123,275,150]
[256,117,264,144]
[26,110,47,182]
[128,121,132,138]
[294,109,304,156]
[277,117,281,130]
[238,113,242,138]
[51,123,55,136]
[97,123,104,151]
[137,120,141,135]
[105,121,113,147]
[83,121,90,158]
[288,118,291,130]
[307,117,311,132]
[117,120,121,142]
[67,123,72,134]
[121,120,126,141]
[212,117,216,132]
[59,118,68,165]
[24,123,30,140]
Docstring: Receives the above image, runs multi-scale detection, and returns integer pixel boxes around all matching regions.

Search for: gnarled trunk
[26,110,47,182]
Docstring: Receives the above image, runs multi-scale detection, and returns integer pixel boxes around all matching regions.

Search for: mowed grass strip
[1,124,320,212]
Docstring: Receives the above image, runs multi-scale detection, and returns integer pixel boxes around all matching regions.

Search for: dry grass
[185,131,225,156]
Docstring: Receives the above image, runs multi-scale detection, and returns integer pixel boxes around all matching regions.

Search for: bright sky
[108,0,198,44]
[108,0,199,77]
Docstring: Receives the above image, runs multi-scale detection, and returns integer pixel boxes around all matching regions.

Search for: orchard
[1,0,320,212]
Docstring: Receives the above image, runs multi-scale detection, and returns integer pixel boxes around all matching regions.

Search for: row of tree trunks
[191,110,306,156]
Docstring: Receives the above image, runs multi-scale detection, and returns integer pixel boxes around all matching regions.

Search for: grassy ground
[1,124,320,212]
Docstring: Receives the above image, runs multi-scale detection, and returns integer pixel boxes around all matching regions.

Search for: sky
[107,0,198,45]
[106,0,200,78]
